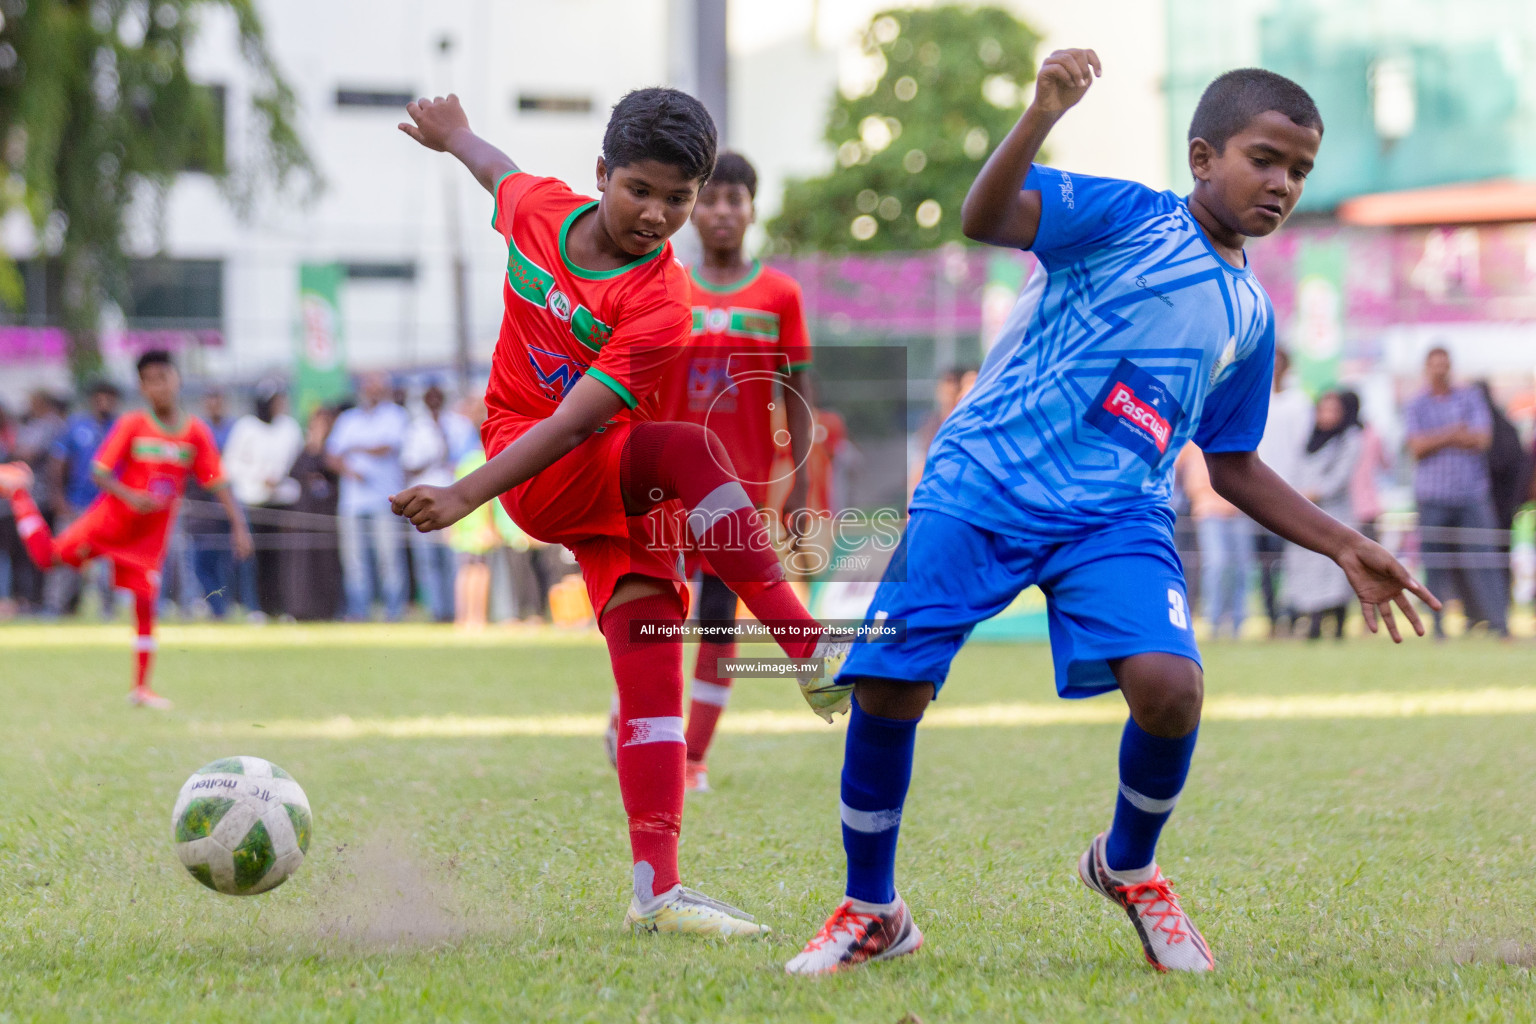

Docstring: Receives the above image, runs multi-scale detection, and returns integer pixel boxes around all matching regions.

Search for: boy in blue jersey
[786,51,1440,975]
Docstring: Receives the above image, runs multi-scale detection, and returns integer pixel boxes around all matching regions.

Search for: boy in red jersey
[0,351,253,708]
[655,152,815,794]
[391,92,849,936]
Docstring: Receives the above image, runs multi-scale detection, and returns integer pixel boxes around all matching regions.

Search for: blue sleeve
[1025,164,1169,266]
[1193,320,1275,454]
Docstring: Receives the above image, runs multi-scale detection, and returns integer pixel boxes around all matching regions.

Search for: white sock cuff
[840,800,902,834]
[1118,782,1180,815]
[622,715,685,747]
[689,679,731,707]
[134,636,157,652]
[687,482,753,537]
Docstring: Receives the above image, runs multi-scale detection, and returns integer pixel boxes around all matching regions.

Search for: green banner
[1292,241,1346,397]
[295,263,350,417]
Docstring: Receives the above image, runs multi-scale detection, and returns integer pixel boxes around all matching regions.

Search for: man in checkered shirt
[1404,346,1507,638]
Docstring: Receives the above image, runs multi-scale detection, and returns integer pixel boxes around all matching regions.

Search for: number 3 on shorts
[1167,588,1189,629]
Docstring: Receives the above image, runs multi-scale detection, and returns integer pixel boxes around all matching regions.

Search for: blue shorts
[840,508,1200,697]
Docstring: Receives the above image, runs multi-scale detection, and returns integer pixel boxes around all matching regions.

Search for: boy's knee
[1116,653,1203,738]
[851,677,934,721]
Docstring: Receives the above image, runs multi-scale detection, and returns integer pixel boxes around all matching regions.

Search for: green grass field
[2,623,1534,1022]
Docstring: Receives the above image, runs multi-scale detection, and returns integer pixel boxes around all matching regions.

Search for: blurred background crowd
[3,0,1536,635]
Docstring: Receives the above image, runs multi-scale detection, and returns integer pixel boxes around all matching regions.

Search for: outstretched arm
[1206,450,1440,641]
[399,94,516,194]
[961,48,1100,248]
[391,375,626,532]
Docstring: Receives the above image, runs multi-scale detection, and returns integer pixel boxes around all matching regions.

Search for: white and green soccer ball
[172,756,312,896]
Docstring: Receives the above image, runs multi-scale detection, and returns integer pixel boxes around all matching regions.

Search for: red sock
[621,423,822,658]
[603,593,686,904]
[9,490,58,568]
[134,591,157,693]
[685,639,735,763]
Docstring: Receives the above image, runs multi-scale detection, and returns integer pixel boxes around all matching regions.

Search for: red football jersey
[484,171,693,439]
[658,261,812,502]
[90,409,225,509]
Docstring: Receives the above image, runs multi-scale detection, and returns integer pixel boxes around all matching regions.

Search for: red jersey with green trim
[658,261,812,501]
[485,171,693,436]
[91,409,225,508]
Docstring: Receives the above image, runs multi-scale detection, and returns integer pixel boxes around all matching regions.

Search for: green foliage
[768,5,1041,254]
[0,0,316,380]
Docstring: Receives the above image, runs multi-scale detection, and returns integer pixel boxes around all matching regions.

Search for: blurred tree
[767,5,1040,254]
[0,0,316,380]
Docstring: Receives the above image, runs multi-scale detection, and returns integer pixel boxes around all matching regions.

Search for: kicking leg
[620,423,823,660]
[603,577,765,937]
[1078,652,1212,972]
[785,677,930,975]
[3,478,62,571]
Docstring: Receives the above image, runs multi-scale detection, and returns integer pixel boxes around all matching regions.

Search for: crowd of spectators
[0,374,571,626]
[1174,346,1536,640]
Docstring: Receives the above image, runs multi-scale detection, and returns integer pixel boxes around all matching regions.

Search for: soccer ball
[172,756,312,896]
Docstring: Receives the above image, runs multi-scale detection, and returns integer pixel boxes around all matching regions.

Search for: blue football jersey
[914,164,1276,539]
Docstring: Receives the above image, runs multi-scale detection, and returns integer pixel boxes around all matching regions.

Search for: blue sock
[1104,718,1198,874]
[841,697,919,905]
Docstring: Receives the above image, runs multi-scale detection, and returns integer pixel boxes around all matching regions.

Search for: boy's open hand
[399,95,472,152]
[391,483,474,533]
[1334,536,1440,643]
[1032,48,1101,117]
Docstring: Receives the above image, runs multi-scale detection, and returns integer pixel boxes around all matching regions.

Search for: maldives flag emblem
[527,344,583,400]
[1085,358,1185,466]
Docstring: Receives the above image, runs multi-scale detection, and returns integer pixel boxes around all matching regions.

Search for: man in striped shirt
[1404,346,1506,638]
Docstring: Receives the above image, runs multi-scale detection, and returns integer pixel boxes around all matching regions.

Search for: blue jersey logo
[1084,359,1185,467]
[527,344,583,400]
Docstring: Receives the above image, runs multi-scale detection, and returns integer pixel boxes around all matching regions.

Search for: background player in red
[0,350,252,708]
[391,92,848,936]
[654,152,816,794]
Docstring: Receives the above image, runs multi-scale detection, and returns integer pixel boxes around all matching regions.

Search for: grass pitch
[1,623,1534,1022]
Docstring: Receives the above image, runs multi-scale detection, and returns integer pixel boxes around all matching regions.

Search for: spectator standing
[1476,381,1524,621]
[223,383,303,620]
[401,384,476,622]
[1254,350,1312,635]
[12,392,67,611]
[1283,392,1362,639]
[1404,347,1507,638]
[44,381,120,617]
[0,403,16,618]
[282,407,344,620]
[1175,443,1253,639]
[1343,391,1390,542]
[185,388,241,618]
[326,374,409,621]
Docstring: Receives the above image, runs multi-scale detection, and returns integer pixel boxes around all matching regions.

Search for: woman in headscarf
[1282,390,1364,639]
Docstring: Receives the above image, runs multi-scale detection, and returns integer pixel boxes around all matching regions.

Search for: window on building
[517,93,594,115]
[343,261,417,282]
[336,88,417,109]
[125,259,223,329]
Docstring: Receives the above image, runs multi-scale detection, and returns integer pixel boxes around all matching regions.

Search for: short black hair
[1188,68,1323,152]
[709,152,757,198]
[87,380,120,398]
[603,87,718,184]
[136,349,175,376]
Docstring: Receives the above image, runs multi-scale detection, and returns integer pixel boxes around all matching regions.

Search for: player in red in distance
[390,91,849,937]
[654,151,817,794]
[0,350,253,708]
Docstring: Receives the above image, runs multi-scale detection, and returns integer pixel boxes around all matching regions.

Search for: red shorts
[54,498,170,597]
[483,417,689,624]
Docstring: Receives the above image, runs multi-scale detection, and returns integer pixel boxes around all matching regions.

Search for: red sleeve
[491,171,550,243]
[777,278,812,373]
[190,419,227,489]
[586,266,692,410]
[90,413,136,477]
